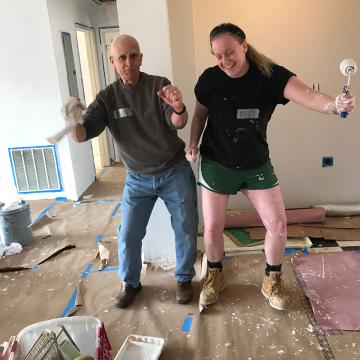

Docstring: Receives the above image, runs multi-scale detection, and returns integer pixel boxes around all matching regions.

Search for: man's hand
[157,85,184,113]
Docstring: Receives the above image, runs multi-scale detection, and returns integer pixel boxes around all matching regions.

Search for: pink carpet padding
[291,252,360,331]
[225,207,325,228]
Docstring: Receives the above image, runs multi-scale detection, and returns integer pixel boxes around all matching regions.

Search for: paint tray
[114,334,165,360]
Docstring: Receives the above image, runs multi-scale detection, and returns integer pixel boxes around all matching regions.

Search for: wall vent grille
[8,146,62,193]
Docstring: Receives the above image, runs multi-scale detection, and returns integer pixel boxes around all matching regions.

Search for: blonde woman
[187,23,355,311]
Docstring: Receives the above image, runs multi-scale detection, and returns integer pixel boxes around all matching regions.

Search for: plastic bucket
[0,201,33,247]
[16,316,111,360]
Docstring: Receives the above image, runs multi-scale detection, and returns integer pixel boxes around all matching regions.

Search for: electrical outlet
[322,156,334,167]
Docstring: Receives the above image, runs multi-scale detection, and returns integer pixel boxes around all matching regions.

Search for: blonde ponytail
[246,44,275,77]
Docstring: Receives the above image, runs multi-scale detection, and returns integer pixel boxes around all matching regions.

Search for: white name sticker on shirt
[237,109,260,119]
[116,108,133,118]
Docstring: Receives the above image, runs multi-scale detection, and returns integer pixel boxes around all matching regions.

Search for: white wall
[167,0,204,228]
[116,0,172,80]
[167,0,197,145]
[0,0,118,203]
[0,0,66,202]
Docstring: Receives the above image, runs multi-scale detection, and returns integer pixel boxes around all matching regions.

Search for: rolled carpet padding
[225,207,326,228]
[313,204,360,217]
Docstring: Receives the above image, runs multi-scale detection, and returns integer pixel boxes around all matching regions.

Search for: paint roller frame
[339,58,357,118]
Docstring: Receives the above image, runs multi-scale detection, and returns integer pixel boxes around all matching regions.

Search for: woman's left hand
[185,147,199,163]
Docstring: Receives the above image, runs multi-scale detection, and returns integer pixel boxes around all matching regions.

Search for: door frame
[98,26,122,162]
[75,23,110,170]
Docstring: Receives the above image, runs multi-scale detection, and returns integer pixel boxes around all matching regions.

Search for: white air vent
[9,146,62,193]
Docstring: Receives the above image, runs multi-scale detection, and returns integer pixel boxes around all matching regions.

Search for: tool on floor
[98,242,110,270]
[339,58,357,118]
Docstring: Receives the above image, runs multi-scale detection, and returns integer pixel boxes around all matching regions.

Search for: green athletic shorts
[198,156,279,195]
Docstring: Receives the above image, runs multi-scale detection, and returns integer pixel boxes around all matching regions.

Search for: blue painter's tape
[81,263,93,280]
[112,202,121,217]
[96,234,104,244]
[55,197,68,202]
[96,199,116,203]
[61,262,93,317]
[92,267,119,273]
[284,248,297,254]
[29,204,54,226]
[61,288,78,318]
[32,264,40,270]
[182,315,193,332]
[303,247,309,255]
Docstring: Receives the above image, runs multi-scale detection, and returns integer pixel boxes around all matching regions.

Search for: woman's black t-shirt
[195,62,295,169]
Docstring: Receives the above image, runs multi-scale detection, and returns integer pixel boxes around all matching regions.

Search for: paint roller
[339,58,357,118]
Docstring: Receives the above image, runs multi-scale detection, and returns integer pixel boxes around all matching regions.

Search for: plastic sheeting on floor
[2,166,360,359]
[291,251,360,331]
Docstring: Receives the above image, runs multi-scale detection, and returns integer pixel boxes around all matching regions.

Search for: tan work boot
[199,268,227,309]
[261,271,288,310]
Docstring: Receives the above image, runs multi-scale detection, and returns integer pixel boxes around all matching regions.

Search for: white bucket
[0,201,32,247]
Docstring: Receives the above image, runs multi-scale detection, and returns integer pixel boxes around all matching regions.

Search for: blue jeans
[118,159,198,287]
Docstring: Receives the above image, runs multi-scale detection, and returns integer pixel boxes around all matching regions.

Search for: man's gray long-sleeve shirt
[83,72,186,175]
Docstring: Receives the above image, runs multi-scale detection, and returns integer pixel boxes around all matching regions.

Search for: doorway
[75,25,110,175]
[61,32,79,98]
[99,27,122,163]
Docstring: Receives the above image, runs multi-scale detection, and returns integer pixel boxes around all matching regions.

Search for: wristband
[173,104,186,115]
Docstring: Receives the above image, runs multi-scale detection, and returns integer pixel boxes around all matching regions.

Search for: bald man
[71,34,198,308]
